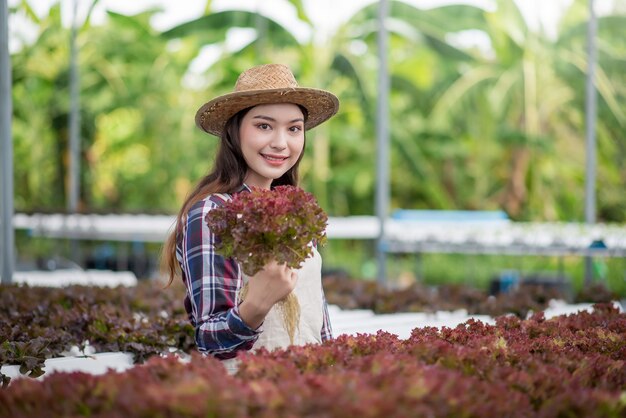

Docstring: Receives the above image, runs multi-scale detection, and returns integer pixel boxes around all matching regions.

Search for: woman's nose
[269,131,288,150]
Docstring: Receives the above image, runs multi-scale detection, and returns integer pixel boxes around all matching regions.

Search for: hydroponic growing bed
[1,279,625,417]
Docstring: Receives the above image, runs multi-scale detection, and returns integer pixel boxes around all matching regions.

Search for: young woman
[162,64,339,371]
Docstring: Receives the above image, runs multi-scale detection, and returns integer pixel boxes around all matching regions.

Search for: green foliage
[9,0,626,223]
[163,11,300,48]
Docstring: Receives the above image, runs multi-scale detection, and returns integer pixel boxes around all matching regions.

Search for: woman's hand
[238,260,298,330]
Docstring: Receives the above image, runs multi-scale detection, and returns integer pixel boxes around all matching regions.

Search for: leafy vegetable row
[0,278,616,383]
[1,304,624,417]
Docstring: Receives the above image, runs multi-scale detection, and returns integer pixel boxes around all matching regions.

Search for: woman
[162,64,339,370]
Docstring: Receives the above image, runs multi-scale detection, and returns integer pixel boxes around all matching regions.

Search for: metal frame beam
[1,0,14,284]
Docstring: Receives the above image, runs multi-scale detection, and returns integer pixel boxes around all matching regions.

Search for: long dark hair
[161,106,307,286]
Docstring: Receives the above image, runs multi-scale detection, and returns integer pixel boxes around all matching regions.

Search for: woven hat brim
[195,87,339,137]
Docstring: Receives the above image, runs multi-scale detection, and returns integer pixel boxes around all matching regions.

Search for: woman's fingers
[266,260,293,277]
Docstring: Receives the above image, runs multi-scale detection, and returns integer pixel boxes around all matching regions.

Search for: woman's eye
[257,123,271,130]
[289,126,303,133]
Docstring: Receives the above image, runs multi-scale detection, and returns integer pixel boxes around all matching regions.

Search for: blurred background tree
[10,0,625,221]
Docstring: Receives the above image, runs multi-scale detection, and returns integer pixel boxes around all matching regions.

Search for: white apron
[222,248,324,374]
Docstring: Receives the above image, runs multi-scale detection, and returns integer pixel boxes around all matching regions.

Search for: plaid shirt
[177,184,333,359]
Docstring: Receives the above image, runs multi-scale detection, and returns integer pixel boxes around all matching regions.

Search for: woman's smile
[260,153,290,166]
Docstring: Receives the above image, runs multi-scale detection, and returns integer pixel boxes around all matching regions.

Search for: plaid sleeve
[320,286,333,341]
[179,197,261,359]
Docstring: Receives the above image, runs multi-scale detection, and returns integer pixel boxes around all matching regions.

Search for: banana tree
[11,3,193,212]
[11,2,76,211]
[418,0,625,220]
[343,0,625,221]
[340,1,490,211]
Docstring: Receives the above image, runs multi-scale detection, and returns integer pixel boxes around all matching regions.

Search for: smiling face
[239,103,306,189]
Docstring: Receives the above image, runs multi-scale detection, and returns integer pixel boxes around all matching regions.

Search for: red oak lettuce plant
[204,185,328,276]
[2,304,624,417]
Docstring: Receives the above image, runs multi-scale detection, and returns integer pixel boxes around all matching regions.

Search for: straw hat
[195,64,339,137]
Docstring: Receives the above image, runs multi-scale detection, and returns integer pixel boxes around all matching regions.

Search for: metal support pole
[67,0,81,263]
[254,0,267,63]
[68,0,80,213]
[584,0,597,285]
[375,0,390,286]
[1,0,14,284]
